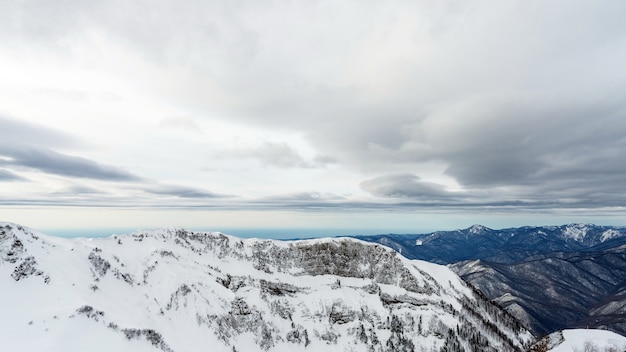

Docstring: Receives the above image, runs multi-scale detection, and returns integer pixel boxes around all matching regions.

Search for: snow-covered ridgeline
[0,222,533,352]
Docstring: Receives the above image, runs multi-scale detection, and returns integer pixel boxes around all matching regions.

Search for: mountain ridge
[356,223,626,264]
[0,222,533,352]
[354,224,626,336]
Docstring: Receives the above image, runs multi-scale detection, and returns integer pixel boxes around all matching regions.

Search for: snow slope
[529,329,626,352]
[0,222,533,351]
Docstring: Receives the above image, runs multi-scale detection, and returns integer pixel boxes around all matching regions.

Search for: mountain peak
[467,224,491,234]
[562,223,591,241]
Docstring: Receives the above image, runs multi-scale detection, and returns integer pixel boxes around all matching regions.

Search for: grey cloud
[358,169,626,211]
[242,192,369,211]
[4,0,626,212]
[0,183,231,207]
[159,117,203,133]
[250,143,310,168]
[0,116,121,181]
[55,185,105,195]
[2,146,141,181]
[432,97,626,185]
[142,184,228,199]
[0,1,93,48]
[259,192,345,203]
[224,142,330,169]
[360,174,455,200]
[0,169,26,181]
[351,92,626,209]
[0,115,81,149]
[245,189,552,211]
[312,155,338,165]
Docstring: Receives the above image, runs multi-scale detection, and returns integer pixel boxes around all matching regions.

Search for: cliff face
[0,222,533,351]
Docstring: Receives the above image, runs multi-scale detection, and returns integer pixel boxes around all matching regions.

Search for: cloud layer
[1,0,626,221]
[2,146,140,181]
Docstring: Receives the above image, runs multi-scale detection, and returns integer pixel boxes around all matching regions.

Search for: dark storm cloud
[2,146,141,181]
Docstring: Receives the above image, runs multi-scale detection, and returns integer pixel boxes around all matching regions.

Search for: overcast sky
[2,0,626,236]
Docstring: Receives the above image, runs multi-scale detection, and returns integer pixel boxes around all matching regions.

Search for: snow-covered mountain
[528,329,626,352]
[451,246,626,336]
[0,222,533,352]
[355,224,626,336]
[355,224,626,265]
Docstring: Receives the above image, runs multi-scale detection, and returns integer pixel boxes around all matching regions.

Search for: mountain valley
[356,224,626,336]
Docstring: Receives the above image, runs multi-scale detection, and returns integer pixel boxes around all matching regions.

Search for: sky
[2,0,626,237]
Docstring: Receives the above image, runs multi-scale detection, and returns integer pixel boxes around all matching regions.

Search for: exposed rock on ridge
[0,222,533,352]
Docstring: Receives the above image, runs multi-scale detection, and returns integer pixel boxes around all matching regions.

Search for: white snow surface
[546,329,626,352]
[562,224,590,242]
[601,229,623,242]
[468,224,490,234]
[0,222,533,352]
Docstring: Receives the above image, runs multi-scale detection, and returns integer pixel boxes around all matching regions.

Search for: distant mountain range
[0,222,533,352]
[355,224,626,336]
[356,224,626,264]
